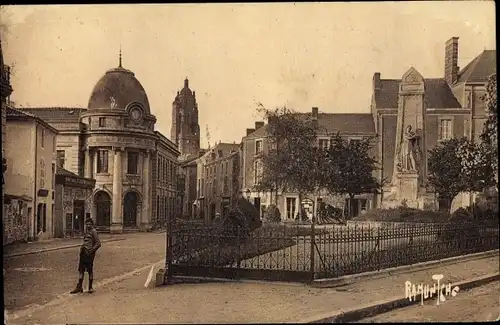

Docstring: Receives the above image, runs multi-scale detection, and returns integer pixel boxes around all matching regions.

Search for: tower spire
[119,45,122,68]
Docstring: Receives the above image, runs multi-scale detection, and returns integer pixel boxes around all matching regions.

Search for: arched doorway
[95,191,111,227]
[123,191,139,228]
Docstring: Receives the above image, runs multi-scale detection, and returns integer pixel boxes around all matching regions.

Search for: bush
[235,198,262,231]
[216,199,262,240]
[266,204,282,223]
[450,207,473,222]
[354,207,450,223]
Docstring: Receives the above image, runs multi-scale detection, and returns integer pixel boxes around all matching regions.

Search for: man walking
[70,217,101,294]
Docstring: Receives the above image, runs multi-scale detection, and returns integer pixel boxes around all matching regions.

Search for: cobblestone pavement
[6,255,498,324]
[3,232,166,313]
[358,281,500,322]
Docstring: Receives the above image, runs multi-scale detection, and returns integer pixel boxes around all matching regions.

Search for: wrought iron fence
[166,221,499,283]
[312,222,498,279]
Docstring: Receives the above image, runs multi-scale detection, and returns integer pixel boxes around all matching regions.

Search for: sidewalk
[3,234,125,258]
[7,253,499,324]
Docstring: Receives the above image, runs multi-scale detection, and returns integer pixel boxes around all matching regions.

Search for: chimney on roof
[246,128,255,136]
[445,37,459,85]
[373,73,381,90]
[311,107,319,127]
[255,121,264,129]
[312,107,318,119]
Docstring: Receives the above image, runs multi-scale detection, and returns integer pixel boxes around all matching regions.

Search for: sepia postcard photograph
[0,1,498,324]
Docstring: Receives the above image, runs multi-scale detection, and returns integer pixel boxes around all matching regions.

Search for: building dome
[87,66,150,113]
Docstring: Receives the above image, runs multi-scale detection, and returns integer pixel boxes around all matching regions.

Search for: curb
[312,249,499,288]
[166,275,305,286]
[300,273,500,323]
[4,238,126,258]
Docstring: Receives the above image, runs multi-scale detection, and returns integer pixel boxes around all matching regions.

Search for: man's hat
[85,217,94,225]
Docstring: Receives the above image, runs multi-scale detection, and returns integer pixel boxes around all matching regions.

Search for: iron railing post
[166,212,173,284]
[236,225,241,280]
[310,217,316,282]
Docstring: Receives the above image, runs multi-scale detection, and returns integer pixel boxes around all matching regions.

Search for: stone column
[111,147,123,233]
[84,148,92,179]
[141,150,151,230]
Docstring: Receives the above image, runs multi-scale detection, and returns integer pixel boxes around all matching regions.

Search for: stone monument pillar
[382,67,435,209]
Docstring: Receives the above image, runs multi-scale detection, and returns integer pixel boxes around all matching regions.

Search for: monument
[382,67,435,209]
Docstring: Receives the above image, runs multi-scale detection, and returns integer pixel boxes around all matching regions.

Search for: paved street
[358,282,500,322]
[3,232,166,313]
[5,254,498,324]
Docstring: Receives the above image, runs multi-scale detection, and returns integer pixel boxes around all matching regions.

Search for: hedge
[353,207,450,223]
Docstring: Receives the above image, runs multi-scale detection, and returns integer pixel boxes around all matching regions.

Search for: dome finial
[119,45,122,68]
[184,77,189,88]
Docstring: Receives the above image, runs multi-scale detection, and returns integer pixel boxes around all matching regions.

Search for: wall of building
[3,197,30,245]
[61,185,93,235]
[4,121,35,198]
[35,123,57,240]
[54,183,64,237]
[55,134,81,175]
[154,140,179,227]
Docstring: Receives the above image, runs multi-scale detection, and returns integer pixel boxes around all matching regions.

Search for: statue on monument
[399,125,421,172]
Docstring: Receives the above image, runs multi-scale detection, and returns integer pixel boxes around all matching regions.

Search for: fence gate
[166,222,315,283]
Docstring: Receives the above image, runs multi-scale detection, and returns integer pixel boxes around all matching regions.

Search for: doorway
[253,197,261,219]
[95,191,111,227]
[123,191,139,228]
[73,200,85,235]
[36,203,46,235]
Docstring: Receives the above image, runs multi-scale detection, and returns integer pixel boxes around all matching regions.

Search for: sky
[0,2,496,147]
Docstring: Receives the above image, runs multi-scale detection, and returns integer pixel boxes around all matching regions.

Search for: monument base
[381,172,437,210]
[109,223,123,234]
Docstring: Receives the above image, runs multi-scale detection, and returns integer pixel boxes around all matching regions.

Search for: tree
[427,138,470,210]
[456,138,495,193]
[254,104,320,221]
[321,134,383,219]
[480,73,498,183]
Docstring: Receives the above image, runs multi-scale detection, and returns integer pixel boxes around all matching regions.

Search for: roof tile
[457,50,496,83]
[18,107,86,122]
[375,78,461,109]
[244,112,375,139]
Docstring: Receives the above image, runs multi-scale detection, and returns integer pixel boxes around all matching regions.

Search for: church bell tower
[171,78,200,158]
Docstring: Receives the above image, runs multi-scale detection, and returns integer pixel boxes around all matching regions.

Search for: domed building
[20,56,180,234]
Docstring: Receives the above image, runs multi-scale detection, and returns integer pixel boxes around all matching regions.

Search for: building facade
[240,37,496,218]
[21,59,180,233]
[180,155,199,219]
[372,37,496,210]
[4,107,58,243]
[196,142,241,223]
[154,131,180,227]
[171,78,201,159]
[1,39,13,244]
[242,114,377,221]
[54,166,95,237]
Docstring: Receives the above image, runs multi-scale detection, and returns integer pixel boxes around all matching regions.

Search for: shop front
[54,167,95,237]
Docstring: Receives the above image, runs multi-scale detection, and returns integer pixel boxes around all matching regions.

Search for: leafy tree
[480,73,498,183]
[321,134,383,219]
[427,138,469,210]
[253,104,320,221]
[456,138,495,193]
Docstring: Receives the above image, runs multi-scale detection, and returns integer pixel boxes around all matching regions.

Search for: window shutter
[438,120,442,140]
